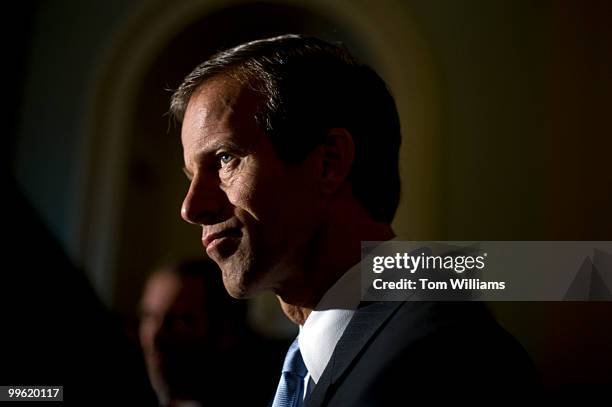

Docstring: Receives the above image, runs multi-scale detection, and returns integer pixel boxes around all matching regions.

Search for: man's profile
[171,34,537,406]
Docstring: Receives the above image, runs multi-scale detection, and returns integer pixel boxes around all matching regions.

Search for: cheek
[221,161,258,209]
[264,177,321,236]
[224,178,257,221]
[223,163,276,220]
[223,157,321,230]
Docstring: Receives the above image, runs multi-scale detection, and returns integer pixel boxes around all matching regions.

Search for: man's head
[139,260,246,402]
[173,34,401,302]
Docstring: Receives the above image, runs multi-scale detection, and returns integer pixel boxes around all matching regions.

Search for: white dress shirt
[298,261,362,390]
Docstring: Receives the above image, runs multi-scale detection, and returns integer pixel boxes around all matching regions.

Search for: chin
[219,264,257,299]
[221,255,275,300]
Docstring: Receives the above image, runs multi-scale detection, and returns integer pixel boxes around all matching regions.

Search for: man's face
[139,272,209,395]
[180,77,322,298]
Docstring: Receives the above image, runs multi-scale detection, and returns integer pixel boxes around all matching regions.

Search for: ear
[319,127,355,195]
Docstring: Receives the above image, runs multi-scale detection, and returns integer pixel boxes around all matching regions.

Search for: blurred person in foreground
[1,173,157,404]
[171,34,539,406]
[140,259,280,407]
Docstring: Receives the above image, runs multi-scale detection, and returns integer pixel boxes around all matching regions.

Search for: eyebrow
[196,138,245,157]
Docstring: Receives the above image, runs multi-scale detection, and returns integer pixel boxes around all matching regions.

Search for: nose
[181,174,230,225]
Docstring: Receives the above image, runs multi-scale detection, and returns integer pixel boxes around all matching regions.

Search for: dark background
[3,0,611,397]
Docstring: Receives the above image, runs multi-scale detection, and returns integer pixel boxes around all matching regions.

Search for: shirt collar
[298,261,362,383]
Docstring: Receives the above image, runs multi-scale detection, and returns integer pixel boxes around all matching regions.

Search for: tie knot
[282,338,307,378]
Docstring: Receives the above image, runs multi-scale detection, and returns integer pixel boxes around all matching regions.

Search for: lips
[202,228,242,249]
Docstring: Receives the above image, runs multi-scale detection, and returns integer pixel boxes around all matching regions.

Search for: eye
[218,153,235,167]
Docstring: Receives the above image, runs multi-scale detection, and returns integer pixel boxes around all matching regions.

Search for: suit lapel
[304,301,404,407]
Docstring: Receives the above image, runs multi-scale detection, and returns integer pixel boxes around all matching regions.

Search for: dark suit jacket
[304,301,539,406]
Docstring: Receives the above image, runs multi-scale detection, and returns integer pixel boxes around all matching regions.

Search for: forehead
[142,272,182,310]
[181,77,264,152]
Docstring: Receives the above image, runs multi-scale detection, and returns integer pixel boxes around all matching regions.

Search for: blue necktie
[271,338,307,407]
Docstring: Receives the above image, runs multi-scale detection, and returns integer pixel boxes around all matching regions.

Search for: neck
[276,203,394,326]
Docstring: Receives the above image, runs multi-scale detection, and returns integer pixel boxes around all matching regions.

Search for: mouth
[202,228,242,254]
